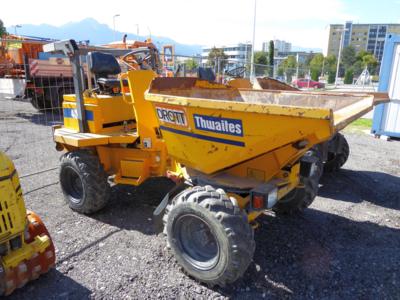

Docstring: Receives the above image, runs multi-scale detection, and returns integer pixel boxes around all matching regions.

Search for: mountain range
[7,18,203,56]
[7,18,322,55]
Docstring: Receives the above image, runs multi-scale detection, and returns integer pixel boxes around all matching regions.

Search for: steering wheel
[225,66,246,78]
[121,49,157,71]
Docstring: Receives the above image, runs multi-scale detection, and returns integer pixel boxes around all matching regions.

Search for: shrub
[344,69,354,84]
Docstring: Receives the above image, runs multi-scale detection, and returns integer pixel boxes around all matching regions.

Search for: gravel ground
[1,98,399,299]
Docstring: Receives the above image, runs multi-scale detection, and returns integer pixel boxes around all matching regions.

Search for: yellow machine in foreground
[0,152,55,296]
[48,41,387,286]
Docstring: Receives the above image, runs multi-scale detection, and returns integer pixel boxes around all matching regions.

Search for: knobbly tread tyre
[30,95,46,110]
[60,150,110,214]
[163,185,255,287]
[273,146,323,215]
[324,133,350,172]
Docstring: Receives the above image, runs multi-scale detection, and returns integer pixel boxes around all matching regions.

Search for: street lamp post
[249,0,257,81]
[13,25,22,36]
[147,26,151,39]
[113,14,120,41]
[135,24,140,41]
[335,28,348,87]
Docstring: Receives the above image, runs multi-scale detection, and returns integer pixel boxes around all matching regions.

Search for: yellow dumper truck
[46,40,387,286]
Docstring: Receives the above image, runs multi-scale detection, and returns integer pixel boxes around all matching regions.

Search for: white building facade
[201,43,252,68]
[262,40,292,53]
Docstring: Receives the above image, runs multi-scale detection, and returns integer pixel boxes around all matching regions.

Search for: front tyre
[60,150,110,214]
[164,186,255,286]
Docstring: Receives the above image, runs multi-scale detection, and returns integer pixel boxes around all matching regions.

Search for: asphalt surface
[0,98,399,299]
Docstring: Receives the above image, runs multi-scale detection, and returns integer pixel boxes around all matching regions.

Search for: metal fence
[162,55,316,86]
[0,59,71,195]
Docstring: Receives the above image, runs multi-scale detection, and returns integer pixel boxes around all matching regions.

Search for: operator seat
[88,52,128,93]
[197,67,216,82]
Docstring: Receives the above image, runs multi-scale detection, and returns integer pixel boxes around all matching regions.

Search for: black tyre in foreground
[324,133,350,172]
[60,150,110,214]
[163,186,255,286]
[273,147,323,214]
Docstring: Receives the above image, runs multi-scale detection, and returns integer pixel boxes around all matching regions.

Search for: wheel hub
[174,214,220,271]
[61,166,84,203]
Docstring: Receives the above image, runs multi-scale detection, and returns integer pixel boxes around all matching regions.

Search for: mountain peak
[7,18,202,56]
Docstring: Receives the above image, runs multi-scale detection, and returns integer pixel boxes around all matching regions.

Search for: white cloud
[1,0,355,50]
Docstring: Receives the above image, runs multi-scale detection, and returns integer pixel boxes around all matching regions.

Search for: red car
[292,78,325,89]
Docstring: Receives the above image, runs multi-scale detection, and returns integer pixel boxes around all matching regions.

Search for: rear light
[252,194,265,209]
[250,185,278,210]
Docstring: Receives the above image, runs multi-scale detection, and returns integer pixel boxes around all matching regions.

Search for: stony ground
[1,98,399,299]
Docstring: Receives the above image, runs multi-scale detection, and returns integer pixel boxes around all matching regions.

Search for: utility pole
[335,28,348,87]
[249,0,257,81]
[113,14,120,41]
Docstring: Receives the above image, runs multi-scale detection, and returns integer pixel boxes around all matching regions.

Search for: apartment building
[327,21,400,65]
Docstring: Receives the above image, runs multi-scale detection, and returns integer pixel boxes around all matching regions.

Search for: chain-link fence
[162,55,318,87]
[0,39,76,195]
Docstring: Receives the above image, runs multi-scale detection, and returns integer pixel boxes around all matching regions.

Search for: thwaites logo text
[193,114,243,136]
[156,106,187,127]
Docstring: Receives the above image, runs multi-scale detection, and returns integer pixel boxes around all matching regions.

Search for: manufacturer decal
[156,106,187,127]
[193,114,243,136]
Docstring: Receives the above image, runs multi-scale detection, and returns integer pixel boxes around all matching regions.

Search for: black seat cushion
[198,67,216,82]
[89,52,121,78]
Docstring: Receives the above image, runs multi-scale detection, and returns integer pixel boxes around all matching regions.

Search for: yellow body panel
[146,93,332,175]
[54,128,138,147]
[62,93,136,134]
[0,152,27,243]
[227,78,253,89]
[0,152,51,269]
[3,235,50,269]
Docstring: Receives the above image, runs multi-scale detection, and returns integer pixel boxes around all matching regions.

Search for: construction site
[1,10,400,300]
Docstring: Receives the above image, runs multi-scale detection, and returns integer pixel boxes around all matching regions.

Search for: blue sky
[2,0,400,51]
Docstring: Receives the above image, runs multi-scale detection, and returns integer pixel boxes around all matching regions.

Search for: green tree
[324,54,337,84]
[279,55,297,82]
[344,68,354,84]
[184,58,199,71]
[268,40,274,76]
[254,51,268,65]
[207,47,228,71]
[309,53,324,80]
[0,19,7,37]
[353,50,378,75]
[254,51,268,76]
[361,54,378,72]
[341,46,357,70]
[352,60,363,77]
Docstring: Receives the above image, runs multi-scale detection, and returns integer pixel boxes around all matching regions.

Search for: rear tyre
[28,92,46,110]
[324,133,350,172]
[164,186,255,286]
[273,146,323,214]
[60,150,110,214]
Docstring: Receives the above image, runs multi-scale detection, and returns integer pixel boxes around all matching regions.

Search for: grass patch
[344,118,372,134]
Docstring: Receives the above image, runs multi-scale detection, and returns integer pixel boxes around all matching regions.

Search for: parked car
[292,78,325,89]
